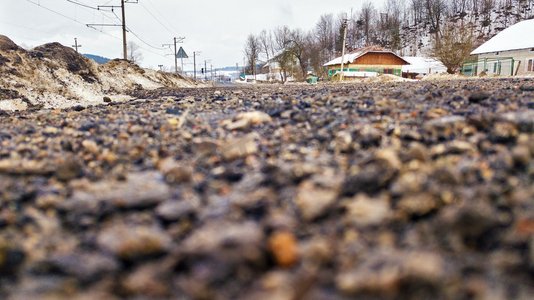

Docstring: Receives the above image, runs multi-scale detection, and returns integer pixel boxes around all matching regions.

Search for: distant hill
[83,54,110,64]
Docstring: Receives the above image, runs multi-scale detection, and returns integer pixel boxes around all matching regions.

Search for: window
[528,59,534,72]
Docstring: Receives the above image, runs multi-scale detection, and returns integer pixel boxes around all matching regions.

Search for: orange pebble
[269,231,299,267]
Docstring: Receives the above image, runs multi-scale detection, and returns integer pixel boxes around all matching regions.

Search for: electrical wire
[66,0,99,11]
[139,2,175,35]
[24,0,122,40]
[25,0,170,61]
[66,0,118,24]
[109,10,166,52]
[25,0,88,27]
[144,0,182,35]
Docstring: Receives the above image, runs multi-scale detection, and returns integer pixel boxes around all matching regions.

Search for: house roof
[471,18,534,55]
[401,57,447,74]
[323,50,410,66]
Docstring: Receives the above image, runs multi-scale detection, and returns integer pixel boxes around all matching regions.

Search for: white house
[466,18,534,76]
[402,57,447,77]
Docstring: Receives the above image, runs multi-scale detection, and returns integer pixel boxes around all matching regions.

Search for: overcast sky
[1,0,384,70]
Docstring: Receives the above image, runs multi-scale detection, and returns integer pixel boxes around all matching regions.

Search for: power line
[144,0,182,35]
[25,0,170,62]
[108,10,165,51]
[139,2,175,35]
[66,0,118,24]
[24,0,122,41]
[25,0,88,27]
[66,0,99,11]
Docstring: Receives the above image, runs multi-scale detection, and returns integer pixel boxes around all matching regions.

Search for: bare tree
[244,34,261,79]
[359,1,376,46]
[127,41,143,64]
[314,14,335,59]
[287,29,311,79]
[259,30,275,64]
[273,26,295,82]
[431,22,474,73]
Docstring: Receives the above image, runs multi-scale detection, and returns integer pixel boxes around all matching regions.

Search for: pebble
[33,252,118,283]
[468,92,490,103]
[0,239,25,275]
[224,110,272,130]
[97,224,172,260]
[342,194,391,226]
[268,231,299,267]
[220,134,259,160]
[62,172,171,215]
[295,180,338,221]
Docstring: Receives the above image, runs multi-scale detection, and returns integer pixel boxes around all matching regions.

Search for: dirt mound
[0,35,22,52]
[30,43,98,83]
[0,36,198,110]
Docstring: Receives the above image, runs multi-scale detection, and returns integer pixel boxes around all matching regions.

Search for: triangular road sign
[176,47,189,59]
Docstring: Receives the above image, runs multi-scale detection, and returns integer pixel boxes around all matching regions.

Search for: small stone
[220,134,258,161]
[342,158,398,196]
[490,122,519,143]
[342,194,391,226]
[0,159,51,176]
[519,84,534,92]
[103,96,112,103]
[498,111,534,133]
[55,158,83,181]
[295,180,338,221]
[181,221,264,263]
[167,118,179,126]
[397,193,439,217]
[0,239,25,275]
[157,157,192,183]
[334,131,353,152]
[97,224,172,260]
[82,139,99,155]
[35,252,118,283]
[156,200,197,222]
[512,145,531,166]
[72,105,85,111]
[62,172,171,215]
[224,111,272,130]
[336,250,444,296]
[268,231,299,268]
[122,263,171,298]
[468,92,490,103]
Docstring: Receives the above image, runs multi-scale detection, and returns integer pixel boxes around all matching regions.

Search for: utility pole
[193,51,200,81]
[204,60,208,81]
[162,37,185,73]
[210,64,213,82]
[72,38,82,53]
[339,17,348,82]
[120,0,127,60]
[158,64,164,71]
[89,0,138,60]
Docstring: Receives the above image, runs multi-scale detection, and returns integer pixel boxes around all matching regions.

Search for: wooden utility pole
[72,38,82,53]
[339,18,348,82]
[163,37,185,73]
[193,51,200,80]
[204,60,208,81]
[121,0,127,60]
[89,1,138,60]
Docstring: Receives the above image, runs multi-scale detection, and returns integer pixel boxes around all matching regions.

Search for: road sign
[176,47,188,59]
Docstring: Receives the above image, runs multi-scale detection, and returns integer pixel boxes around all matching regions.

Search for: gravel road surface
[0,79,533,299]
